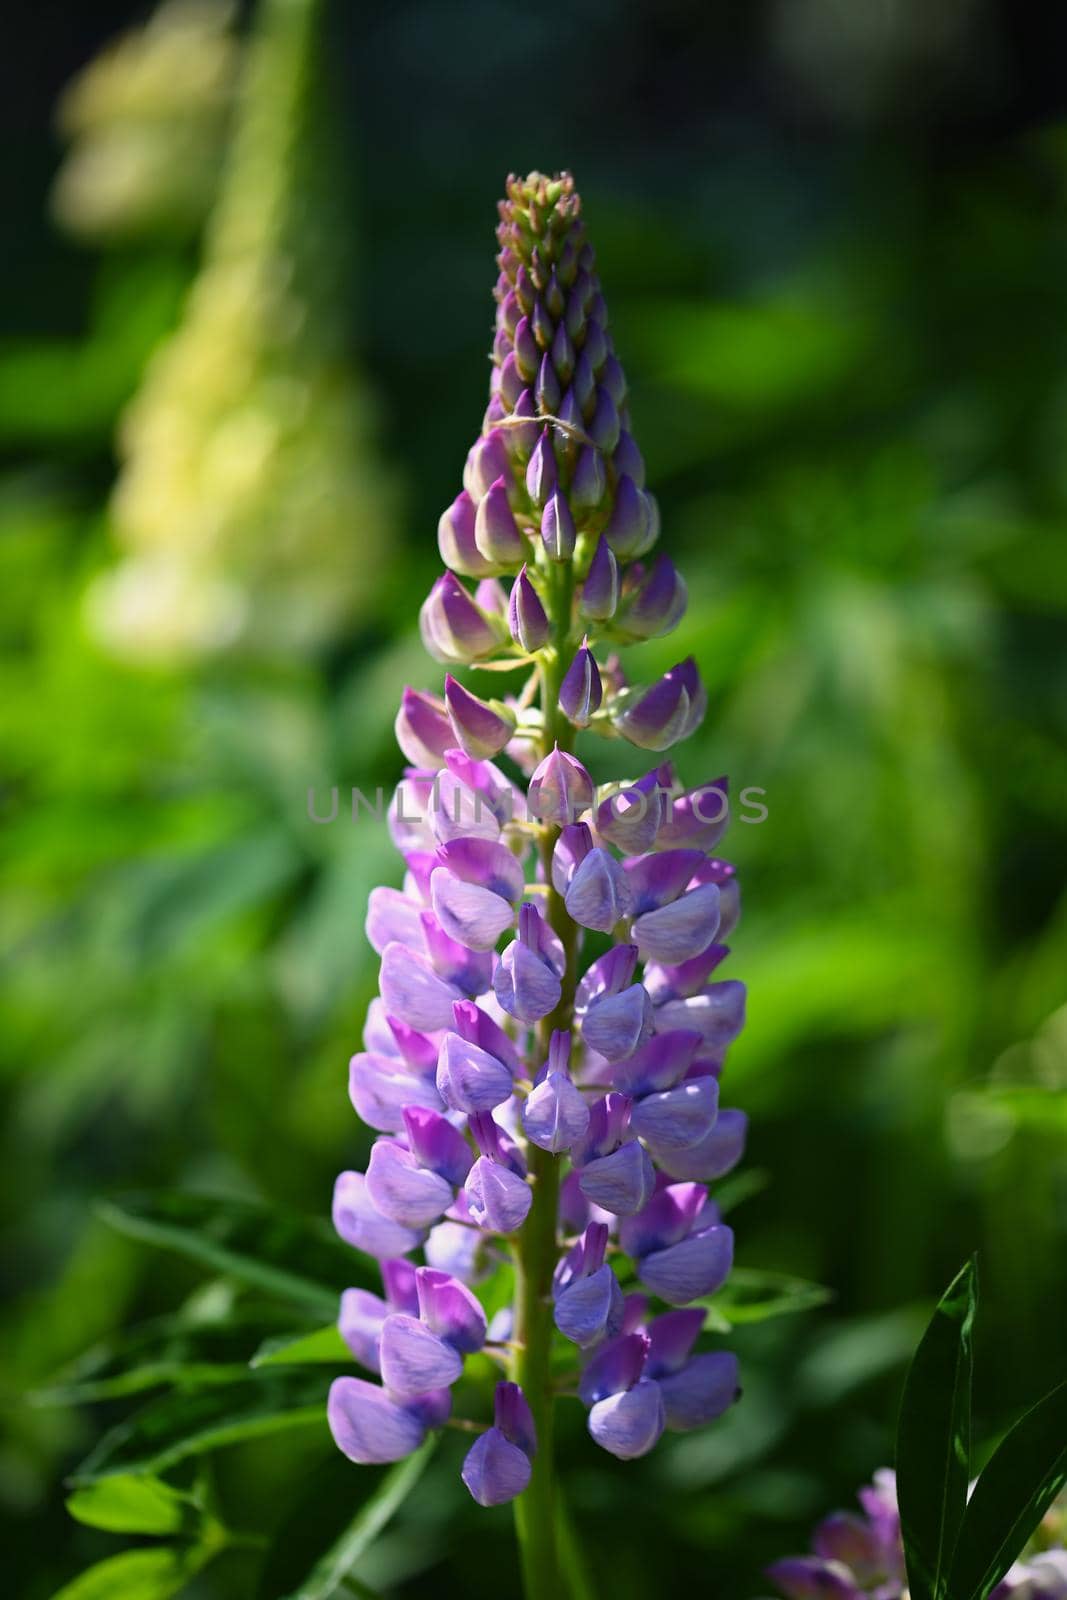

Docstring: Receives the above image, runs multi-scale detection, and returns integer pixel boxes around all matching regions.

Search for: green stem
[511,558,576,1600]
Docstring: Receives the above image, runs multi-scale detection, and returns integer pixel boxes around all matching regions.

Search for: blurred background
[3,0,1066,1595]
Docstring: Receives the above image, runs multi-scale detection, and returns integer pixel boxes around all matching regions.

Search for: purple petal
[582,984,653,1062]
[382,1258,419,1315]
[338,1288,388,1372]
[765,1557,864,1600]
[522,1071,590,1153]
[451,998,521,1076]
[658,1350,740,1431]
[624,848,705,915]
[579,1332,650,1405]
[424,1219,488,1284]
[633,884,721,964]
[332,1171,425,1260]
[812,1513,887,1582]
[401,1106,472,1188]
[378,1313,464,1396]
[328,1376,425,1464]
[415,1266,487,1352]
[380,943,462,1032]
[639,1223,734,1306]
[554,1263,625,1348]
[494,1380,537,1455]
[579,1139,656,1217]
[461,1427,532,1506]
[348,1053,444,1133]
[436,1031,513,1113]
[431,870,515,951]
[576,944,638,1009]
[654,981,747,1049]
[420,912,493,997]
[618,1181,709,1259]
[643,1308,706,1379]
[630,1076,720,1153]
[395,687,453,768]
[595,770,666,854]
[564,848,632,933]
[366,887,427,957]
[465,1156,533,1234]
[588,1378,665,1460]
[527,746,593,826]
[366,1141,454,1229]
[642,945,730,1004]
[654,1107,748,1182]
[657,778,730,851]
[611,1031,703,1096]
[435,836,525,902]
[493,939,561,1023]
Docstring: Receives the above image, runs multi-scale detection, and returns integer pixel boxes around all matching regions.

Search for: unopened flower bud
[579,535,618,621]
[507,564,550,652]
[559,637,603,727]
[474,477,525,566]
[438,491,501,578]
[541,489,576,561]
[444,675,516,759]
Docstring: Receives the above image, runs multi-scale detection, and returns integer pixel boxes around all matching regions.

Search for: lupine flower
[328,173,750,1549]
[768,1475,1067,1600]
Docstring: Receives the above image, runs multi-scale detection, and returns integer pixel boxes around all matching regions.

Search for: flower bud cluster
[329,173,747,1507]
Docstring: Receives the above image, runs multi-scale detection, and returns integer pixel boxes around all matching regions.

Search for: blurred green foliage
[1,0,1065,1597]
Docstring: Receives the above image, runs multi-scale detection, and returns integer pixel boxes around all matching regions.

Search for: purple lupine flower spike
[331,170,750,1517]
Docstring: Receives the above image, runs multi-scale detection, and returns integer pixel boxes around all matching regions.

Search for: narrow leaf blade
[251,1326,349,1369]
[47,1546,212,1600]
[948,1380,1067,1600]
[896,1258,978,1600]
[280,1436,437,1600]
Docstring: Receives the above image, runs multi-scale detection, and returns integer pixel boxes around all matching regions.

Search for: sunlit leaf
[948,1380,1067,1600]
[47,1545,214,1600]
[251,1325,349,1369]
[66,1473,204,1535]
[897,1258,977,1600]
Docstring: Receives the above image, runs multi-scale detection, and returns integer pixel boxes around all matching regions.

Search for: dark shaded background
[3,2,1066,1596]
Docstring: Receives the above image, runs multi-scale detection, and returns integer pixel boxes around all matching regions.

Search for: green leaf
[47,1545,214,1600]
[699,1268,832,1325]
[66,1474,203,1535]
[70,1371,331,1484]
[278,1436,437,1600]
[97,1192,365,1319]
[896,1258,978,1600]
[948,1380,1067,1600]
[33,1307,298,1405]
[251,1325,349,1368]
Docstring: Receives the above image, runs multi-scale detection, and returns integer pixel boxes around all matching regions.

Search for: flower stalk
[327,172,749,1600]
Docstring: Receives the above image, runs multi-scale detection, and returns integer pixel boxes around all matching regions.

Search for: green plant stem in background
[511,563,577,1600]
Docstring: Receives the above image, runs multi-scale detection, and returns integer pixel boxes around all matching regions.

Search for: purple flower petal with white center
[395,687,453,768]
[654,1107,748,1182]
[582,983,653,1062]
[579,1139,656,1217]
[435,1031,513,1114]
[508,564,550,652]
[554,1263,625,1348]
[643,1308,706,1378]
[348,1052,444,1133]
[494,935,561,1024]
[588,1377,665,1460]
[450,997,521,1076]
[618,1181,709,1259]
[379,943,462,1032]
[444,674,516,759]
[630,1075,720,1153]
[624,848,707,915]
[765,1557,865,1600]
[401,1106,472,1188]
[633,883,722,964]
[365,887,427,957]
[424,1219,486,1284]
[431,869,515,951]
[639,1222,734,1306]
[654,980,747,1050]
[332,1171,425,1259]
[465,1155,533,1233]
[365,1140,455,1229]
[559,638,602,727]
[595,770,666,854]
[328,1377,426,1465]
[522,1067,590,1153]
[658,1350,740,1431]
[610,1030,703,1096]
[527,745,594,825]
[338,1288,389,1372]
[436,836,525,902]
[415,1266,488,1352]
[378,1313,464,1396]
[462,1427,532,1506]
[564,847,632,932]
